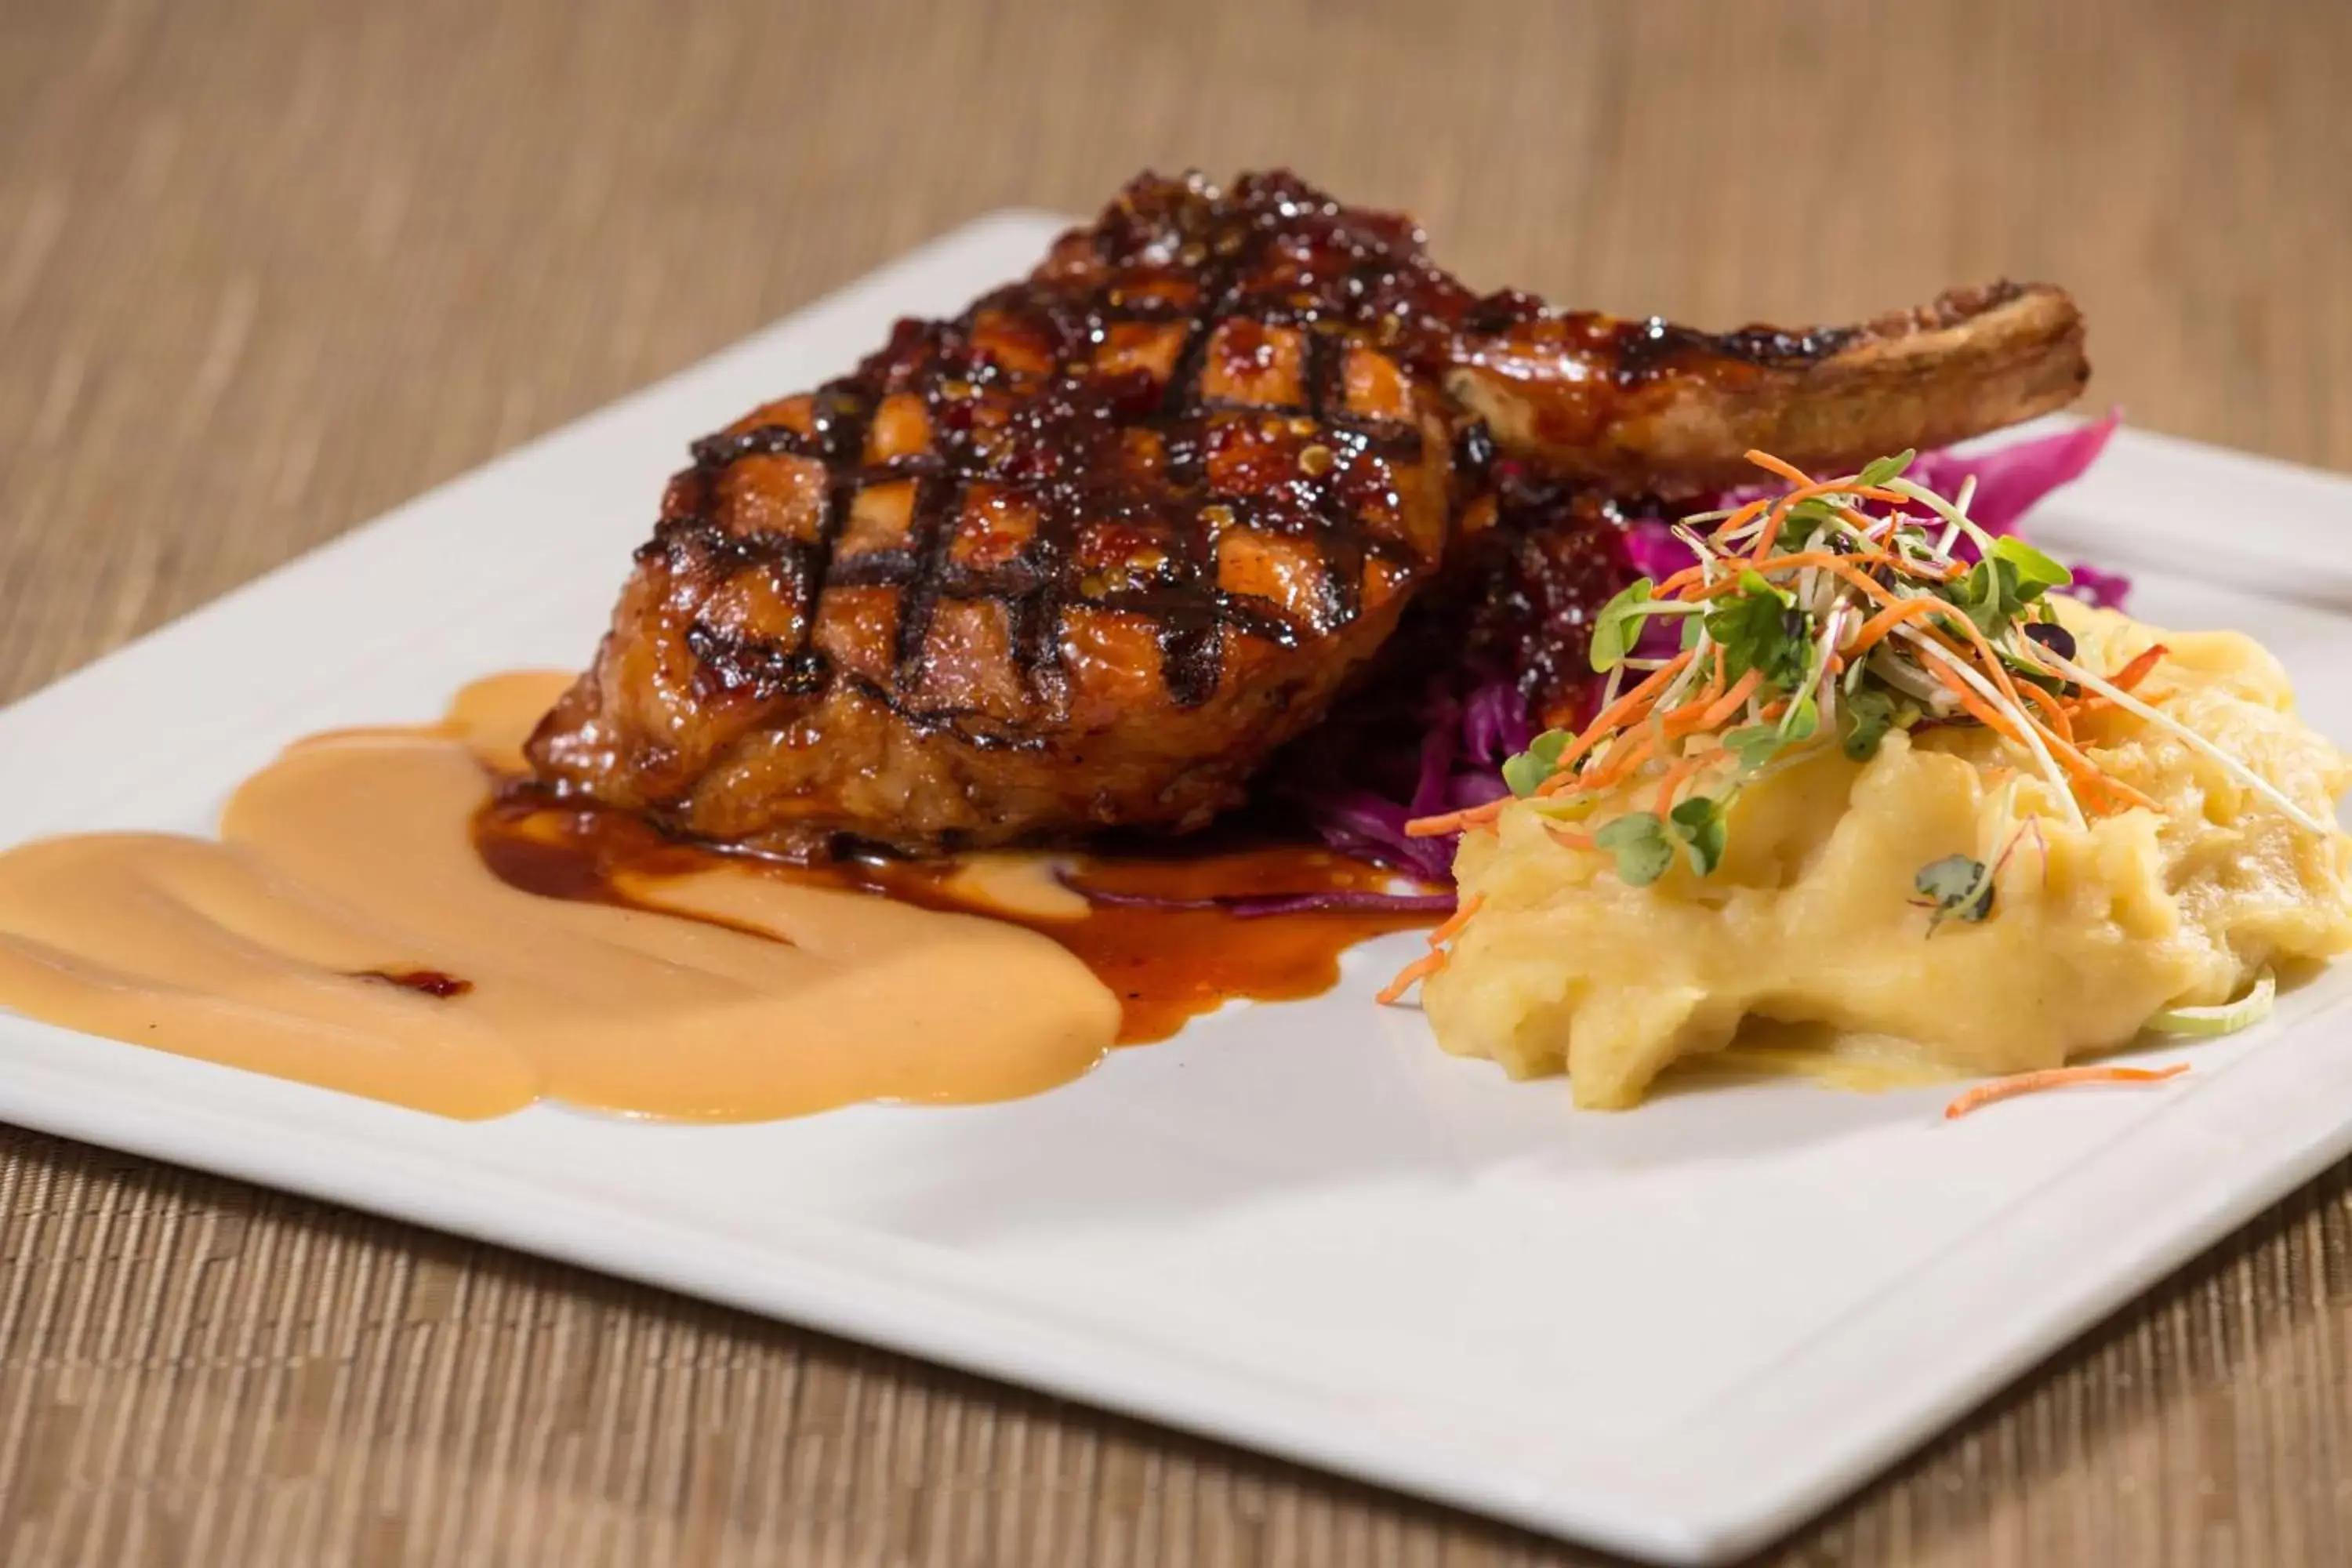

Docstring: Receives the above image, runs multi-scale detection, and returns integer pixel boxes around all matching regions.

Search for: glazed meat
[530,170,2090,858]
[528,174,1465,858]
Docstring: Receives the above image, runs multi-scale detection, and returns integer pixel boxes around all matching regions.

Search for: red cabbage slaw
[1299,415,2126,902]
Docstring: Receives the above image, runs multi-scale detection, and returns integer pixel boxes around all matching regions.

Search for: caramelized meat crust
[529,173,1462,858]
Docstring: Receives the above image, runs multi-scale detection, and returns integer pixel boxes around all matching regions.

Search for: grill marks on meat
[531,169,2092,858]
[528,172,1462,858]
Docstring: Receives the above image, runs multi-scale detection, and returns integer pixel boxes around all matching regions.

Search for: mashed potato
[1423,603,2352,1109]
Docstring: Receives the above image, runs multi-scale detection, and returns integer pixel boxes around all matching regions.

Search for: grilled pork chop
[529,170,2089,858]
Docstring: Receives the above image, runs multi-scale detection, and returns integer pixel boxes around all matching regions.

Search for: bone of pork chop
[1442,281,2088,497]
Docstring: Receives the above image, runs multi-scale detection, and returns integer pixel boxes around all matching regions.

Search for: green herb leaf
[1668,794,1727,876]
[1777,691,1820,744]
[1955,542,2071,637]
[1595,811,1675,887]
[1842,688,1900,760]
[1501,729,1571,797]
[1704,573,1809,688]
[1953,556,2027,637]
[1857,449,1917,488]
[1989,535,2072,597]
[1681,613,1705,652]
[1589,579,1655,672]
[1915,853,1995,929]
[1722,723,1787,771]
[1775,496,1840,550]
[1722,688,1822,774]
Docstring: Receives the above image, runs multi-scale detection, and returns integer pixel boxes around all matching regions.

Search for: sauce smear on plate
[0,673,1435,1119]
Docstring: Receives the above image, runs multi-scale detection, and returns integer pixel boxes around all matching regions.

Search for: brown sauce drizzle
[883,845,1438,1044]
[473,786,1441,1046]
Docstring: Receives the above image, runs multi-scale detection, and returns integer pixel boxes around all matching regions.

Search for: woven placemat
[4,0,2350,1562]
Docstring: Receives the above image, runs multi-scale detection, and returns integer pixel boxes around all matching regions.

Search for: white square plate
[5,215,2352,1565]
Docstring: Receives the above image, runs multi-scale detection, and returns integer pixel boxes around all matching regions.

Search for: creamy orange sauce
[0,673,1437,1120]
[0,674,1117,1120]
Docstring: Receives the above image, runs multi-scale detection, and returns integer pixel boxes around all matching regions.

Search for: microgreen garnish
[1774,496,1841,550]
[1915,854,1996,928]
[1842,688,1906,761]
[1591,798,1727,884]
[1990,535,2072,593]
[1595,812,1675,887]
[1723,722,1791,772]
[1951,557,2026,637]
[1705,572,1809,687]
[1400,445,2322,895]
[1589,580,1654,672]
[1857,448,1916,488]
[1668,795,1727,876]
[1502,731,1570,797]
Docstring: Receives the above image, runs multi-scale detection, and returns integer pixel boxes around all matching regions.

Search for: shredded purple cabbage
[1283,415,2131,892]
[1461,680,1535,766]
[1303,790,1459,884]
[1626,412,2126,600]
[1909,410,2119,535]
[1624,517,1695,581]
[2065,560,2133,608]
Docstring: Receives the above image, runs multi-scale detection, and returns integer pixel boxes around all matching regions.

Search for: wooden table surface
[5,1,2351,1563]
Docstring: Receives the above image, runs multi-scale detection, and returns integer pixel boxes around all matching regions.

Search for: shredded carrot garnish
[1744,450,1816,489]
[1704,495,1774,549]
[2016,679,2075,745]
[1687,667,1765,731]
[1942,1062,2189,1120]
[2017,705,2159,814]
[2112,644,2169,691]
[1546,825,1595,851]
[1521,652,1699,800]
[1417,667,1716,830]
[1425,893,1485,949]
[1570,732,1657,797]
[1925,659,2034,750]
[1401,798,1508,839]
[1653,753,1708,815]
[1381,894,1490,1005]
[1923,657,2157,815]
[1747,481,1912,561]
[2073,644,2169,717]
[1846,596,1949,658]
[1923,605,2045,744]
[1696,551,1904,607]
[1375,949,1448,1006]
[1664,547,1911,602]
